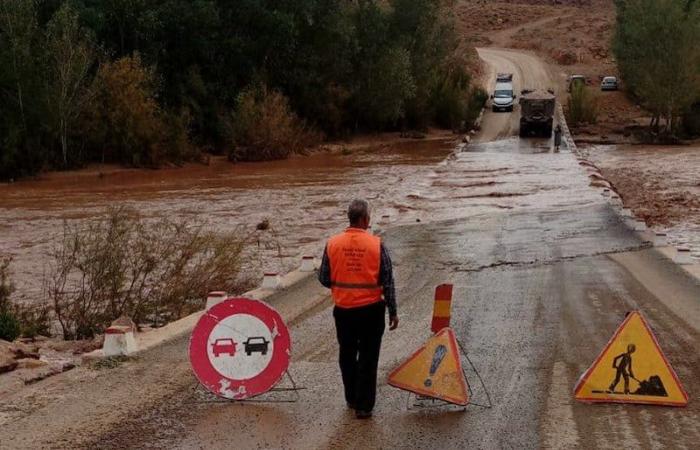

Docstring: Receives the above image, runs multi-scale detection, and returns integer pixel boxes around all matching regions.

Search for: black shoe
[355,409,372,419]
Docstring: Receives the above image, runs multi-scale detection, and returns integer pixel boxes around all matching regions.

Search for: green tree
[84,54,172,166]
[614,0,700,133]
[0,0,47,179]
[390,0,470,128]
[0,0,40,128]
[44,3,96,167]
[358,46,416,127]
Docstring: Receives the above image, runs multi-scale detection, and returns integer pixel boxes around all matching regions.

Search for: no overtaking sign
[189,297,291,399]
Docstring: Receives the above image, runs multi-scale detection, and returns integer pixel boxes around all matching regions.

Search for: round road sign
[189,297,291,399]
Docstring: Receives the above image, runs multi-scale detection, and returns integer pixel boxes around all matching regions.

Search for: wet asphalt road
[3,49,700,450]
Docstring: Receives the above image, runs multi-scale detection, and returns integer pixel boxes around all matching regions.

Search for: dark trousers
[333,301,386,412]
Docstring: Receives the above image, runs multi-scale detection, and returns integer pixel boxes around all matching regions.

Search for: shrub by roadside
[2,256,52,342]
[567,83,599,126]
[465,87,489,130]
[1,208,267,343]
[46,208,249,340]
[0,257,20,341]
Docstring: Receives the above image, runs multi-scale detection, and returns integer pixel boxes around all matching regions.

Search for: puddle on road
[1,136,603,303]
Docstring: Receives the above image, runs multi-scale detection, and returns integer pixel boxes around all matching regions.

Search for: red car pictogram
[211,338,237,357]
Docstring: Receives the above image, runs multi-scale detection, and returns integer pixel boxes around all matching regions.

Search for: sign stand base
[193,370,305,404]
[456,339,493,409]
[406,340,492,411]
[407,392,468,412]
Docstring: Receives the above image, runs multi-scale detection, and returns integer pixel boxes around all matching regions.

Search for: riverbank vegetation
[568,83,599,126]
[2,208,251,341]
[0,0,482,181]
[613,0,700,137]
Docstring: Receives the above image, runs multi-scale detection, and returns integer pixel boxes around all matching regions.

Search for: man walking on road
[318,199,399,419]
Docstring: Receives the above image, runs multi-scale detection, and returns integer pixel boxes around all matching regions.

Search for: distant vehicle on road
[491,79,516,112]
[212,338,237,357]
[496,72,513,82]
[519,89,556,137]
[567,74,586,92]
[600,76,619,91]
[244,336,270,356]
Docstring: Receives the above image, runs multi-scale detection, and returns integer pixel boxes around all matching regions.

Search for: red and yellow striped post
[431,284,453,333]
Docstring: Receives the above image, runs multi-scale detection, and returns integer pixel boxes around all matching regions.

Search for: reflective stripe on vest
[327,228,382,308]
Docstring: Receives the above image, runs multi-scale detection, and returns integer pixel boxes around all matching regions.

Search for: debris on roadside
[88,355,132,370]
[23,361,76,385]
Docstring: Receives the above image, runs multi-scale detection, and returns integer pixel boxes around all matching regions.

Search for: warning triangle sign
[388,328,469,406]
[574,311,688,407]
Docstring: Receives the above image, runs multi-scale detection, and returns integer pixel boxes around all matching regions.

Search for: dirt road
[2,50,700,449]
[476,48,557,142]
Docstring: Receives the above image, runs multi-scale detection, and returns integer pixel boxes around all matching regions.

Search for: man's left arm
[379,243,398,330]
[318,246,332,288]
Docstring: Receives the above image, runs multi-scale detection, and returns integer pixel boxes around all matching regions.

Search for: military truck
[519,89,556,137]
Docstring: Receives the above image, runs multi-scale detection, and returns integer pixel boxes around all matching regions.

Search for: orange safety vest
[327,228,383,308]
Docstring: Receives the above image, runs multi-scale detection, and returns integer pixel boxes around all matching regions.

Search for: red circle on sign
[189,298,291,399]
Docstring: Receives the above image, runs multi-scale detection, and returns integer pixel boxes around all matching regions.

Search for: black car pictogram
[244,336,270,356]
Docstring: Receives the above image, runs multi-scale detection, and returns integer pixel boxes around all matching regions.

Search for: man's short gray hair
[347,199,370,225]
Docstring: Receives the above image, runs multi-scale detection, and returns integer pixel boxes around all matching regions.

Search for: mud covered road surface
[2,50,700,449]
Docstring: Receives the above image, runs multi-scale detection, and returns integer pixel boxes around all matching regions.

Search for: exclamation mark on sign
[424,344,447,387]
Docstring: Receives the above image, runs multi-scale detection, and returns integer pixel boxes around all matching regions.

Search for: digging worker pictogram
[318,199,399,419]
[609,343,637,394]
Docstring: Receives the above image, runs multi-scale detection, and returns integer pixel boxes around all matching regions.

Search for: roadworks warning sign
[574,311,688,407]
[388,328,469,406]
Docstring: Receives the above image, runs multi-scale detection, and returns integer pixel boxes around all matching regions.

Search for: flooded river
[1,134,602,304]
[587,144,700,260]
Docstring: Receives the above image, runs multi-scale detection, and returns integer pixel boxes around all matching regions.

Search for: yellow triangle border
[574,311,688,407]
[387,328,470,406]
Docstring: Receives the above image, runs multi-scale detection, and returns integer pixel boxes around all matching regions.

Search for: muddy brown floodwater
[587,144,700,261]
[1,132,600,305]
[0,136,455,304]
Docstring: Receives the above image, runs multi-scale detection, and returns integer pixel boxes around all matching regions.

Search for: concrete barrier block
[621,208,633,217]
[300,256,315,272]
[262,272,280,289]
[205,291,228,310]
[103,326,137,357]
[675,247,693,265]
[653,232,668,247]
